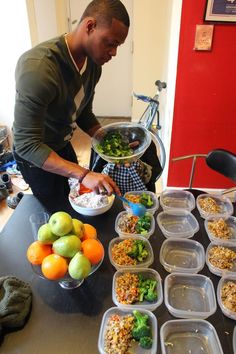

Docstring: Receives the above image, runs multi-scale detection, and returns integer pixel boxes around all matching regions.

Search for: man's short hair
[80,0,130,28]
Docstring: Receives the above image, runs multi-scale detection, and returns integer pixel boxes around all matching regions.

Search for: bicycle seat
[206,149,236,182]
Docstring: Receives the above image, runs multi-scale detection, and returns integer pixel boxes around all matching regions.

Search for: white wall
[0,0,31,133]
[33,0,58,43]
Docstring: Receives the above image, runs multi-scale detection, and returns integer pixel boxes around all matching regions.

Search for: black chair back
[206,149,236,183]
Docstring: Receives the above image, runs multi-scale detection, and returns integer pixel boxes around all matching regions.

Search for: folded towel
[0,276,32,329]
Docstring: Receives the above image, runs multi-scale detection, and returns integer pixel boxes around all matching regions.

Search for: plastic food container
[206,242,236,277]
[160,319,223,354]
[115,211,155,239]
[217,274,236,320]
[160,189,195,212]
[112,268,163,312]
[123,191,159,215]
[164,273,217,319]
[204,215,236,244]
[196,193,234,219]
[159,238,205,273]
[233,326,236,354]
[98,307,158,354]
[156,210,199,239]
[108,236,154,270]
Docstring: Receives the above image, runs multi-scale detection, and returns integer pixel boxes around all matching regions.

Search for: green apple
[49,211,73,236]
[71,218,84,239]
[68,252,91,280]
[53,235,81,258]
[37,223,59,244]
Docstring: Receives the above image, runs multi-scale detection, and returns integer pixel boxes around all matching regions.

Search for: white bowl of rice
[69,191,115,216]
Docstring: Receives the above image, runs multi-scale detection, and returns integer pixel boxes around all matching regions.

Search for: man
[13,0,129,202]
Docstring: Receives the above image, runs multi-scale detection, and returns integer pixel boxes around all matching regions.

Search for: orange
[27,241,52,265]
[41,254,68,280]
[82,223,97,241]
[81,239,104,265]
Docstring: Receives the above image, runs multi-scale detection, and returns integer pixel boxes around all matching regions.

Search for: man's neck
[65,33,86,70]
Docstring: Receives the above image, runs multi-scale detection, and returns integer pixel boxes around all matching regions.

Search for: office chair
[172,149,236,198]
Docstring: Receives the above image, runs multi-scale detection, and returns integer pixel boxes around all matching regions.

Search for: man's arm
[42,150,120,195]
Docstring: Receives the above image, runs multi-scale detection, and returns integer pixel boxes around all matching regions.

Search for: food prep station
[0,190,235,353]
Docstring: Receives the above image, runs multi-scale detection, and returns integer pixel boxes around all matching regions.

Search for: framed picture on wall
[204,0,236,23]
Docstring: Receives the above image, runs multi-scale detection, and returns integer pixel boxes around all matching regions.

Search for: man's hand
[82,171,120,195]
[42,150,120,195]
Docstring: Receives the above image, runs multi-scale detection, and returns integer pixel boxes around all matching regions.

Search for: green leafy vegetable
[96,132,133,157]
[135,214,152,235]
[140,193,154,208]
[127,240,149,262]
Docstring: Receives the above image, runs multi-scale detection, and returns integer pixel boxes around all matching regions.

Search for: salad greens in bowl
[91,122,152,164]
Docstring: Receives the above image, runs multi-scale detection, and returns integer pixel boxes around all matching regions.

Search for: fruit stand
[0,194,235,353]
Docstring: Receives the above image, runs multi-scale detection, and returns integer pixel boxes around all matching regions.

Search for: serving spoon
[114,194,146,217]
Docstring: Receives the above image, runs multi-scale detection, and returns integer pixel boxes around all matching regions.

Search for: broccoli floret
[128,240,148,262]
[127,242,139,258]
[137,248,148,262]
[138,286,148,302]
[139,336,153,349]
[144,279,158,302]
[132,310,151,341]
[140,193,154,208]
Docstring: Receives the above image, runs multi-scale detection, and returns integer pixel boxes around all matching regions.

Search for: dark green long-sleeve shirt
[13,35,101,167]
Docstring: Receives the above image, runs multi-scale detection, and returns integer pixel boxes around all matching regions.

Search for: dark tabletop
[0,194,235,354]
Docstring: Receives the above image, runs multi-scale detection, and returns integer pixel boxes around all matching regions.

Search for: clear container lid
[108,236,154,270]
[98,306,158,354]
[160,319,223,354]
[196,193,234,219]
[164,272,217,319]
[217,274,236,320]
[112,268,163,312]
[159,238,205,273]
[204,215,236,244]
[156,210,199,239]
[115,211,155,239]
[160,189,195,212]
[206,242,236,277]
[123,191,159,215]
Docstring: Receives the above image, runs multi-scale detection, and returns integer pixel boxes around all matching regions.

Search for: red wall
[167,0,236,189]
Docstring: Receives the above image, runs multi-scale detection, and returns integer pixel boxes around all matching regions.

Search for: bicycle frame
[134,80,167,178]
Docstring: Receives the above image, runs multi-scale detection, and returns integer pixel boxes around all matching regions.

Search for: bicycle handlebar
[155,80,167,91]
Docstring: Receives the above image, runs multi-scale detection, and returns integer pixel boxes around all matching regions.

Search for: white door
[68,0,133,117]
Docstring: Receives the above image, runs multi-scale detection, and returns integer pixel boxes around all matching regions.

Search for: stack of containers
[157,189,224,354]
[98,191,161,354]
[197,193,236,321]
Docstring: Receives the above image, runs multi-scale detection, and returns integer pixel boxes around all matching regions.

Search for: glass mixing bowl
[91,122,152,164]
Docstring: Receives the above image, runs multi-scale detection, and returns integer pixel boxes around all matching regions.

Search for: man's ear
[86,18,97,34]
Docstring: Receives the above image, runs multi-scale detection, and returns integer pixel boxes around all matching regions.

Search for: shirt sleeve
[13,58,57,167]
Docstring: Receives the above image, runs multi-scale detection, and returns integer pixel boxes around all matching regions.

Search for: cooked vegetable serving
[125,193,154,208]
[115,272,158,305]
[103,310,153,353]
[96,132,133,157]
[111,239,149,266]
[118,213,152,235]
